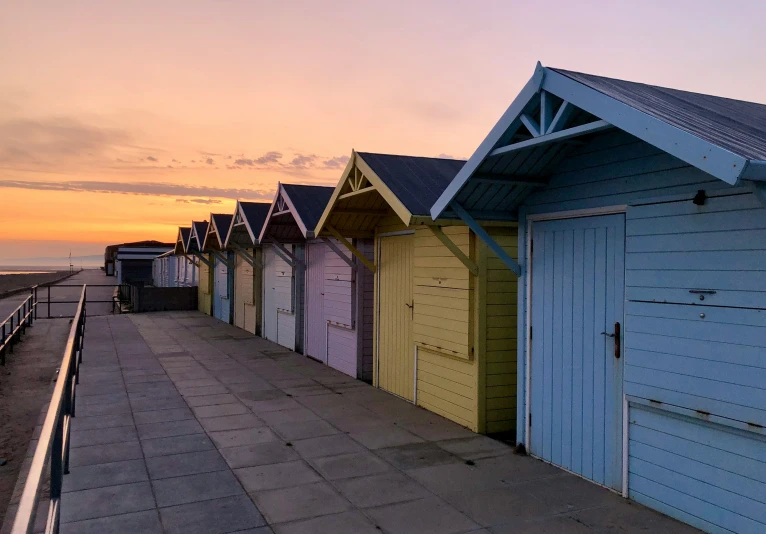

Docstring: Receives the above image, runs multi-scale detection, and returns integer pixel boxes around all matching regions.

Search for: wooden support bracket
[321,238,357,271]
[230,245,259,268]
[182,254,200,267]
[190,252,213,268]
[426,226,479,276]
[211,250,233,269]
[266,237,302,267]
[326,225,376,273]
[450,202,521,276]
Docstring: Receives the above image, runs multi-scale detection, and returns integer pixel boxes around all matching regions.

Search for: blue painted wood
[540,91,553,135]
[489,120,612,158]
[451,202,521,275]
[529,214,624,490]
[541,68,747,184]
[629,404,766,533]
[546,100,574,134]
[520,113,541,137]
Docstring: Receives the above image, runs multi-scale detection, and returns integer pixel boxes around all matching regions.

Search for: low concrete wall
[130,286,198,313]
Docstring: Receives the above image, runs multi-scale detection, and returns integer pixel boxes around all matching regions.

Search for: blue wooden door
[530,214,625,491]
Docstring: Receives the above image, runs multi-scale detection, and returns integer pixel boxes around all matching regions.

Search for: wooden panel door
[377,234,415,401]
[262,247,278,342]
[530,214,625,491]
[305,242,326,361]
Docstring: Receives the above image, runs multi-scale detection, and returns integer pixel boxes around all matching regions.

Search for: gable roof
[259,183,334,241]
[224,201,271,247]
[554,68,766,162]
[189,221,209,252]
[431,62,766,219]
[203,213,233,251]
[357,153,466,216]
[174,227,191,254]
[314,151,466,237]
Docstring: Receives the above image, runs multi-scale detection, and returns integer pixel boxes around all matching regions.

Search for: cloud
[323,155,350,168]
[437,153,454,159]
[255,151,282,165]
[199,151,220,157]
[234,158,253,166]
[172,158,179,163]
[177,198,221,204]
[145,156,158,162]
[0,179,272,201]
[290,154,317,168]
[205,158,214,165]
[190,159,196,163]
[0,117,132,164]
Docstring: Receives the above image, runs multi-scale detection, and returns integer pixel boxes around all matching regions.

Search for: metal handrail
[11,285,86,534]
[0,286,38,365]
[35,283,122,318]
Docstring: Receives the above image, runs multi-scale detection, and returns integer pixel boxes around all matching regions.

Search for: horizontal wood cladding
[523,131,726,215]
[625,300,766,428]
[413,226,472,359]
[483,227,519,434]
[629,404,766,534]
[417,346,476,430]
[626,192,766,309]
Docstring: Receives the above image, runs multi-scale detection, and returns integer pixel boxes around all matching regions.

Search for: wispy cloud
[146,155,158,162]
[255,151,282,165]
[205,157,214,165]
[176,198,222,204]
[0,179,271,201]
[323,155,350,168]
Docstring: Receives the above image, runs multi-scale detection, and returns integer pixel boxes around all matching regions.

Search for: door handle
[601,322,621,358]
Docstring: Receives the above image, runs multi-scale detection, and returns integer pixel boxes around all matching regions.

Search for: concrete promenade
[58,311,697,533]
[0,269,117,321]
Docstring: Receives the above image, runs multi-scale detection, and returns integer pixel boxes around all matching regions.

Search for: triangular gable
[202,213,232,251]
[431,62,766,219]
[175,227,190,254]
[188,221,208,252]
[315,151,414,236]
[258,183,334,242]
[224,201,271,247]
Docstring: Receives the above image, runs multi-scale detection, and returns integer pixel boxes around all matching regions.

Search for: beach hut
[115,244,173,285]
[188,220,212,315]
[173,227,197,287]
[153,250,176,287]
[224,201,271,335]
[258,184,334,353]
[203,213,234,324]
[430,62,766,532]
[314,152,519,433]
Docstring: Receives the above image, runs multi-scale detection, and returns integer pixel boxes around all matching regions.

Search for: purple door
[305,242,326,361]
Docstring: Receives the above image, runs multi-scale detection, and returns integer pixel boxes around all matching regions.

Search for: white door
[263,247,278,342]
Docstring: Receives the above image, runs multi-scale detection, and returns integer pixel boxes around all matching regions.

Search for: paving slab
[151,469,244,507]
[309,451,392,480]
[145,450,229,480]
[159,495,267,534]
[199,413,264,432]
[333,471,432,508]
[365,496,480,534]
[68,440,143,467]
[60,510,164,534]
[234,460,322,492]
[272,510,379,534]
[251,482,352,524]
[63,459,148,492]
[60,481,156,523]
[219,441,301,469]
[136,418,204,440]
[141,433,215,457]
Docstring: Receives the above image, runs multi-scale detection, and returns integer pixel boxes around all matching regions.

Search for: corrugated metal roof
[358,153,466,216]
[240,202,271,236]
[553,68,766,161]
[281,184,334,231]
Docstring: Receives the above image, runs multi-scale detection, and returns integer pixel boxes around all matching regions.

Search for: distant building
[109,242,173,284]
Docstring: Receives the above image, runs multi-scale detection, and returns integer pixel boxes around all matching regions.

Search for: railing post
[34,286,38,320]
[1,323,5,366]
[8,315,14,354]
[48,285,51,319]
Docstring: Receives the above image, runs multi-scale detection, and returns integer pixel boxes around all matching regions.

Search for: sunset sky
[1,0,764,260]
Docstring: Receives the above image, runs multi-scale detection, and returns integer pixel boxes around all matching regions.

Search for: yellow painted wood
[197,255,213,315]
[234,249,259,334]
[377,233,414,401]
[426,226,478,275]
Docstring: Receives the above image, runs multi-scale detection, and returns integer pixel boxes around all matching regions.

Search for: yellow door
[377,234,414,400]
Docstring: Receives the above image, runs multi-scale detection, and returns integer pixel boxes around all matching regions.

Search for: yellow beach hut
[315,151,519,434]
[224,201,272,335]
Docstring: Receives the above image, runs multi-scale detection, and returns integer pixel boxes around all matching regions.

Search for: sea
[0,266,74,275]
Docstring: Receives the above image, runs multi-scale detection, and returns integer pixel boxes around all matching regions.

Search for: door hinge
[530,239,534,257]
[529,326,532,340]
[528,413,532,427]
